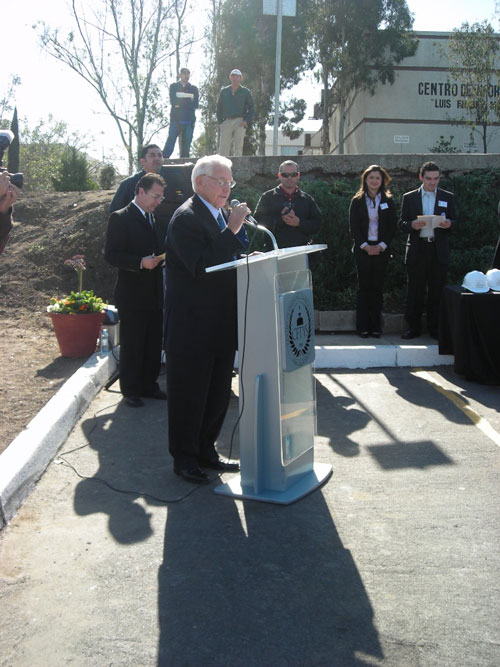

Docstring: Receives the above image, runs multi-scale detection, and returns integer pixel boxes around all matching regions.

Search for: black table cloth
[439,285,500,385]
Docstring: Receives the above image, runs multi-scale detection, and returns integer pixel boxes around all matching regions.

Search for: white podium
[207,244,332,504]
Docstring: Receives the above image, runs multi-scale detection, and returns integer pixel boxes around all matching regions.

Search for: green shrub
[238,169,500,312]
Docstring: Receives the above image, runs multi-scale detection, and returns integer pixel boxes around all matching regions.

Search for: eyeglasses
[280,172,299,178]
[205,175,236,188]
[151,194,164,201]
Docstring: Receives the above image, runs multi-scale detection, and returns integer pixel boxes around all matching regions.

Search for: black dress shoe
[198,457,240,472]
[143,389,167,400]
[371,331,381,339]
[401,329,420,340]
[359,331,370,339]
[124,396,144,407]
[174,465,209,484]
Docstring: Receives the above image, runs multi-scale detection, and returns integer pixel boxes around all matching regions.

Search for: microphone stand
[244,220,279,251]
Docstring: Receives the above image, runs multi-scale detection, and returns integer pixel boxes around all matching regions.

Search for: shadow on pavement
[315,379,370,458]
[73,390,171,544]
[157,490,383,666]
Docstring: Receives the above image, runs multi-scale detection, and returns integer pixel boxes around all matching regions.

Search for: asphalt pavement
[1,351,499,666]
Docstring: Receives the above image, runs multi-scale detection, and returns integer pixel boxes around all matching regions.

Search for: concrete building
[264,121,322,156]
[328,31,500,154]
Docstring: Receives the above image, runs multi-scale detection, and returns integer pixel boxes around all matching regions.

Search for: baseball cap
[230,69,242,76]
[462,270,489,293]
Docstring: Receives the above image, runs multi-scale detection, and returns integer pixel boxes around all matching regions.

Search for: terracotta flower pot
[49,311,104,358]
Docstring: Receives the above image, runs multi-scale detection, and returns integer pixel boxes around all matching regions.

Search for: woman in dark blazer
[349,165,397,338]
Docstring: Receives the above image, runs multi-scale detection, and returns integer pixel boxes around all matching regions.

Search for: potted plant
[47,254,107,358]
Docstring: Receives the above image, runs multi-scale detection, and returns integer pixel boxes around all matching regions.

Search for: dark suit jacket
[164,194,246,354]
[104,202,163,311]
[254,186,322,248]
[349,193,397,253]
[399,187,458,266]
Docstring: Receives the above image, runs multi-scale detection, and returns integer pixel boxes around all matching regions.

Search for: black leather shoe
[124,396,144,407]
[174,465,209,484]
[143,389,167,400]
[401,329,420,340]
[371,331,381,339]
[359,331,370,339]
[198,457,240,472]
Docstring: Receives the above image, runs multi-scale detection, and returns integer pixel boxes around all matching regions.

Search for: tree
[99,163,116,189]
[206,0,309,155]
[446,21,500,153]
[19,114,90,192]
[39,0,194,173]
[305,0,417,154]
[0,75,20,130]
[199,0,224,155]
[52,146,98,191]
[7,107,20,174]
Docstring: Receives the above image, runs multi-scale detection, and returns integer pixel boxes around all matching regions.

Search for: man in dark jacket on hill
[162,68,199,159]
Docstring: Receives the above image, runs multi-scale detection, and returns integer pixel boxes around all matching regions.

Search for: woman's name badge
[380,203,388,210]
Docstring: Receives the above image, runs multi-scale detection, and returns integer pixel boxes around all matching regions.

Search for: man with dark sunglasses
[254,160,322,248]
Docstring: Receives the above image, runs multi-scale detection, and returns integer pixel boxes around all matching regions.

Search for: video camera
[0,130,23,188]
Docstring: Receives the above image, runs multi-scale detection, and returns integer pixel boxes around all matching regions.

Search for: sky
[1,0,498,172]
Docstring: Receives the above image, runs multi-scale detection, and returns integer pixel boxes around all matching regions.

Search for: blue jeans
[163,121,194,158]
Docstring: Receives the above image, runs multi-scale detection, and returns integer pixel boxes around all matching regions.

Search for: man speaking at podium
[164,155,249,484]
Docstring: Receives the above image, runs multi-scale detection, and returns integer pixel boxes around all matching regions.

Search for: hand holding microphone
[231,199,279,251]
[230,199,259,227]
[227,199,250,234]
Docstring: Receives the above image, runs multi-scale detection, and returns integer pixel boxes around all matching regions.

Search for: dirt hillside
[0,190,118,453]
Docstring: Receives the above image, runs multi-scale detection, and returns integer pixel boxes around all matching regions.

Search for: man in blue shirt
[162,68,199,159]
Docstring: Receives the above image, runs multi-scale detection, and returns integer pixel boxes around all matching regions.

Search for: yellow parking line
[412,369,500,447]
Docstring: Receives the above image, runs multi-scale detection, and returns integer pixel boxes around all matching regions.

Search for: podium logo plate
[280,288,315,371]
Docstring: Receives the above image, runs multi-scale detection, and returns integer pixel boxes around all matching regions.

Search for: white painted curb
[314,343,454,369]
[0,352,117,527]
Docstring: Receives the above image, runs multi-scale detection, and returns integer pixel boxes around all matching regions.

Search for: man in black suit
[105,173,166,407]
[399,161,458,339]
[164,155,249,484]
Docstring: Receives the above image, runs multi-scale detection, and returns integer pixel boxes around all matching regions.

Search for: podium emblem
[280,288,315,371]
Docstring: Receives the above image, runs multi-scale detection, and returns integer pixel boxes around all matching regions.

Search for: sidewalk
[1,357,499,665]
[0,334,451,527]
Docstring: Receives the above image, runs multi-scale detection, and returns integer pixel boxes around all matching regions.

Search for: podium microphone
[230,199,278,251]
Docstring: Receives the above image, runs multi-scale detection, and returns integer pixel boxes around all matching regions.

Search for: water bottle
[100,328,109,354]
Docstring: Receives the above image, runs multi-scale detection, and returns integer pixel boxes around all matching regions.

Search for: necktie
[216,212,226,230]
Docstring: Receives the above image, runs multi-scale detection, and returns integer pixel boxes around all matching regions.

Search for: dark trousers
[166,346,236,467]
[405,241,447,334]
[117,307,163,397]
[163,121,194,158]
[354,248,389,333]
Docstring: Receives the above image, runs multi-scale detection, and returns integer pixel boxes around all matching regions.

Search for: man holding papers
[162,68,199,159]
[399,161,458,339]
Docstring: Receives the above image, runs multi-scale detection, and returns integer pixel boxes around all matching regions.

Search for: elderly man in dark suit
[105,173,166,407]
[399,161,458,339]
[164,154,249,484]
